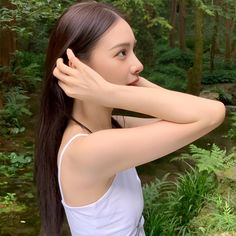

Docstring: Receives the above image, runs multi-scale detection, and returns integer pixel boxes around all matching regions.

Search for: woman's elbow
[208,101,226,127]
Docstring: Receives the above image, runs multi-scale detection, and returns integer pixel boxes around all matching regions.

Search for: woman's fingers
[57,80,67,92]
[53,49,111,102]
[67,48,83,70]
[53,67,64,80]
[56,58,75,76]
[53,66,74,85]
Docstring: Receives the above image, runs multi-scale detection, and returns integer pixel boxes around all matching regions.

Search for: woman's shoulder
[58,122,89,160]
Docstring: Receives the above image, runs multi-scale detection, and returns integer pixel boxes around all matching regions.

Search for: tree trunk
[187,4,204,96]
[224,17,234,62]
[178,0,186,51]
[169,0,178,48]
[0,0,16,109]
[210,5,219,72]
[231,40,236,59]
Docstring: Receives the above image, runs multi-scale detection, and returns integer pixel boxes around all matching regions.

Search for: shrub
[143,175,177,236]
[177,144,236,174]
[227,112,236,140]
[10,51,44,91]
[202,70,236,85]
[0,87,32,135]
[145,65,187,91]
[143,144,236,235]
[189,192,236,235]
[143,169,215,235]
[0,152,32,177]
[158,48,194,69]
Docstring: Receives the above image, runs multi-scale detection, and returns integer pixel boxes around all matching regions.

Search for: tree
[187,2,204,95]
[178,0,186,51]
[210,0,220,72]
[0,0,17,109]
[221,0,236,63]
[0,0,16,84]
[169,0,178,48]
[224,17,234,62]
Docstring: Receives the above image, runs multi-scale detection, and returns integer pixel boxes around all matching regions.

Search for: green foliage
[145,65,187,91]
[190,191,236,234]
[0,193,16,205]
[0,87,32,135]
[177,144,236,174]
[143,45,191,91]
[193,0,215,16]
[143,169,215,235]
[157,64,187,79]
[158,48,194,69]
[170,169,215,228]
[202,70,236,84]
[10,51,44,91]
[0,193,26,214]
[216,87,233,105]
[0,0,73,36]
[0,152,32,177]
[143,175,177,236]
[227,113,236,140]
[143,174,174,212]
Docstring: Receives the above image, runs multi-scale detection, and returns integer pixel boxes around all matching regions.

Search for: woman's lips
[127,78,139,86]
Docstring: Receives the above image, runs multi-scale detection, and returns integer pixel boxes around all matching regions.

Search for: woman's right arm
[54,50,225,177]
[107,82,225,125]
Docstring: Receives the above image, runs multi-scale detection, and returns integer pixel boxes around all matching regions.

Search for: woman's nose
[130,55,144,75]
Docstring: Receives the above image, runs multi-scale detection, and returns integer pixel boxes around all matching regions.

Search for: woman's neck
[72,100,113,132]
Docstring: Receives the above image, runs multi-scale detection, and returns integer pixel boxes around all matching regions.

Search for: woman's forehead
[95,18,136,49]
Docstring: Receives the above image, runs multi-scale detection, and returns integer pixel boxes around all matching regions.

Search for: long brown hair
[34,2,123,235]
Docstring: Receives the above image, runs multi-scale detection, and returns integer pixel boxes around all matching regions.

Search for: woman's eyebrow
[109,40,137,50]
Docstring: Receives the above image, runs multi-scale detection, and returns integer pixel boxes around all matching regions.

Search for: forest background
[0,0,236,235]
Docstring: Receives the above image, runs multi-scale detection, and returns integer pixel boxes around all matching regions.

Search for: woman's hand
[53,49,113,104]
[135,76,159,88]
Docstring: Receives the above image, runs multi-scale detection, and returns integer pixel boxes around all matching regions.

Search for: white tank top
[58,134,146,236]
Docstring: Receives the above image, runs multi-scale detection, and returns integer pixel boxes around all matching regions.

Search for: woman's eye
[117,50,127,58]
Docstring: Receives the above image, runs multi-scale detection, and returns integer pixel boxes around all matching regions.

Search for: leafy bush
[227,113,236,140]
[189,192,236,235]
[202,70,236,84]
[143,174,177,236]
[0,192,26,214]
[143,144,236,235]
[178,144,236,174]
[215,87,233,105]
[143,169,215,235]
[146,68,187,91]
[169,169,215,233]
[0,152,32,177]
[9,51,44,91]
[158,48,194,69]
[0,87,32,135]
[157,64,186,79]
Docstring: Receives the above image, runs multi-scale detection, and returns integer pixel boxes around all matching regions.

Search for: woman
[35,1,225,236]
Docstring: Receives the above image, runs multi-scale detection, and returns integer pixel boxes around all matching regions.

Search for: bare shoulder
[57,122,89,161]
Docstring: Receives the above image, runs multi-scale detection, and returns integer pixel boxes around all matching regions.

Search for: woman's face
[83,18,144,85]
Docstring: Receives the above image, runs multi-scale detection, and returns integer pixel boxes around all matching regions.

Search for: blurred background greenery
[0,0,236,235]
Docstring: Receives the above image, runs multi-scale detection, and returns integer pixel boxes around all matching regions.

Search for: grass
[143,144,236,236]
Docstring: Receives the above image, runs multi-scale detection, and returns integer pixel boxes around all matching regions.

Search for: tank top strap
[58,133,89,201]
